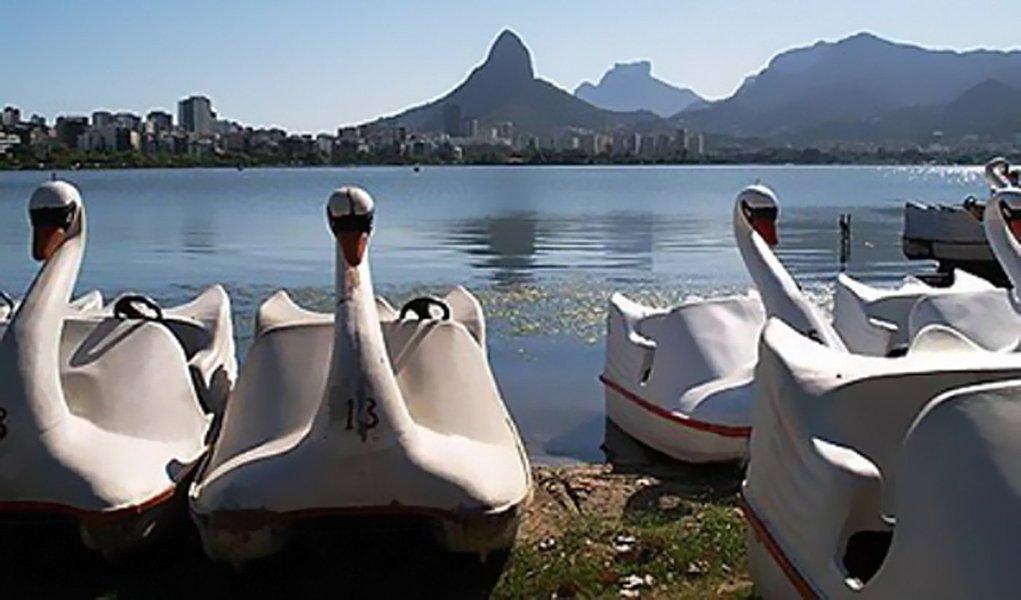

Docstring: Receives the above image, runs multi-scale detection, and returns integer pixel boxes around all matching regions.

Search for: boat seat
[382,319,510,444]
[677,367,755,427]
[643,294,764,414]
[908,289,1020,352]
[225,290,507,453]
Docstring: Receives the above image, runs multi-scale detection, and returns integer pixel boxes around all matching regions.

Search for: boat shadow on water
[0,511,509,599]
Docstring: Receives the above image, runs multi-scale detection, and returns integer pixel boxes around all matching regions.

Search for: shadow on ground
[602,418,744,502]
[0,513,508,599]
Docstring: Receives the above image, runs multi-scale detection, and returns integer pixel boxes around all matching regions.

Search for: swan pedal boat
[602,184,844,463]
[0,181,236,555]
[190,187,531,567]
[743,317,1021,598]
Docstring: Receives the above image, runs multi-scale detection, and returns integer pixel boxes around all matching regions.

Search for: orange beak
[752,217,778,246]
[340,231,368,266]
[32,225,66,261]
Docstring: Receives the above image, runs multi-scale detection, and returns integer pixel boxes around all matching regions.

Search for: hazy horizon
[5,0,1021,133]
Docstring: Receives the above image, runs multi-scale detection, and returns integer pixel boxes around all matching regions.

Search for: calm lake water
[0,166,986,462]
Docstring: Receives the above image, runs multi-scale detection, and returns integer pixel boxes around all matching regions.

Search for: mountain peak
[835,31,898,49]
[607,60,652,79]
[373,28,660,137]
[482,29,534,81]
[576,60,703,117]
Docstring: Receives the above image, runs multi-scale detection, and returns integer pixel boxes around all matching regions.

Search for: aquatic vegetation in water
[145,277,837,351]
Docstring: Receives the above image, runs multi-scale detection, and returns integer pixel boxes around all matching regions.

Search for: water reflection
[444,213,543,285]
[443,212,663,284]
[180,202,217,255]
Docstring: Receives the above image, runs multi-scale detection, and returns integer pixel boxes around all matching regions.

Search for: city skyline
[5,0,1021,133]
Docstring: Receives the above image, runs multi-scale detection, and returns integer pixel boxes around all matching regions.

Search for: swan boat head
[328,186,374,269]
[735,184,779,247]
[29,180,83,262]
[733,183,846,350]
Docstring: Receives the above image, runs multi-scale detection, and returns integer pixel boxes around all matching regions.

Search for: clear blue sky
[4,0,1020,133]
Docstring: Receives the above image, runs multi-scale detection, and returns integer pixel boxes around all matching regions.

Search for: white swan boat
[901,157,1017,284]
[602,184,844,464]
[190,186,531,567]
[743,318,1021,598]
[0,180,236,555]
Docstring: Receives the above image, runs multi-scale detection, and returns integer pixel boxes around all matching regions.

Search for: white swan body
[190,187,531,567]
[743,318,1021,598]
[602,184,841,463]
[0,181,225,555]
[832,270,994,356]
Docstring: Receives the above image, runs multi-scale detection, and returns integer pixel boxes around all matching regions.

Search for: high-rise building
[146,110,173,133]
[688,132,705,156]
[2,105,21,127]
[495,121,515,140]
[92,110,113,128]
[114,112,141,131]
[178,95,215,134]
[55,116,89,147]
[442,103,462,137]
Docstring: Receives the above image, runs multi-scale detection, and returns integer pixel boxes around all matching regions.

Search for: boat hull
[902,201,1007,285]
[0,478,191,557]
[602,375,749,463]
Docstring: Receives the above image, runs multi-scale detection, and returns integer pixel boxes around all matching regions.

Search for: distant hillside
[574,61,703,118]
[371,30,662,137]
[677,32,1021,138]
[800,78,1021,142]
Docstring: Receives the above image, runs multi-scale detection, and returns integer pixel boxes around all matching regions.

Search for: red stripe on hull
[738,494,818,599]
[599,374,752,438]
[0,485,177,521]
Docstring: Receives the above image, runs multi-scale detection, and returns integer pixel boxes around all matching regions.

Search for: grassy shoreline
[494,463,752,598]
